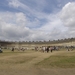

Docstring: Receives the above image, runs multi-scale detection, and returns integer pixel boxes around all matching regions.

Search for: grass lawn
[36,50,75,68]
[0,49,75,75]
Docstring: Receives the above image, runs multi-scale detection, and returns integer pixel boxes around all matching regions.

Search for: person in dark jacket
[46,46,49,53]
[0,48,3,53]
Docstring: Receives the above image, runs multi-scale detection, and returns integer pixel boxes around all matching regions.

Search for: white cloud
[8,0,48,18]
[9,0,20,8]
[8,0,33,14]
[16,12,27,26]
[0,12,31,41]
[1,1,75,41]
[0,11,63,41]
[0,10,67,41]
[59,2,75,38]
[60,2,75,27]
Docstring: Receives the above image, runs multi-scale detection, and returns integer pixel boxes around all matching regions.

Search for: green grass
[36,51,75,68]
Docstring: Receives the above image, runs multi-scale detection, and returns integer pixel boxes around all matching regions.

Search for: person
[46,46,49,53]
[0,48,3,53]
[66,46,69,51]
[11,48,14,52]
[70,46,74,51]
[42,46,46,52]
[50,46,53,52]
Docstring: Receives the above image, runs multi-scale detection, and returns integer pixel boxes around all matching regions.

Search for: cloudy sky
[0,0,75,41]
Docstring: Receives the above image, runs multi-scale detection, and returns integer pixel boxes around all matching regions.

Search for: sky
[0,0,75,41]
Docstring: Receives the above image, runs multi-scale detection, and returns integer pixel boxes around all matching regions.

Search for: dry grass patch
[0,56,36,64]
[0,49,37,65]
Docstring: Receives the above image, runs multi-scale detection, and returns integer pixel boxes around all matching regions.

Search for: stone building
[0,38,75,49]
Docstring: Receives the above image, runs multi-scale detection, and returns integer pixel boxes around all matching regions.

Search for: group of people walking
[42,46,59,53]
